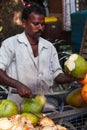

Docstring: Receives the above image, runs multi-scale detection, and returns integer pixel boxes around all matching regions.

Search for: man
[0,3,75,107]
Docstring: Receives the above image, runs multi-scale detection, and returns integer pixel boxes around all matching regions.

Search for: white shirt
[0,32,63,106]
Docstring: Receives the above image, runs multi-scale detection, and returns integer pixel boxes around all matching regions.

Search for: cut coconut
[41,125,56,130]
[39,117,55,127]
[65,60,75,71]
[64,53,87,78]
[68,54,78,61]
[0,118,13,129]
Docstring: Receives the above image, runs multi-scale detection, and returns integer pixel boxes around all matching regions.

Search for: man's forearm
[55,73,75,84]
[0,69,32,98]
[0,69,18,88]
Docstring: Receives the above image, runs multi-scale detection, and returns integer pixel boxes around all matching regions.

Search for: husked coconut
[0,114,35,130]
[40,124,67,130]
[0,118,13,129]
[56,124,67,130]
[9,114,34,130]
[41,125,56,130]
[39,117,55,127]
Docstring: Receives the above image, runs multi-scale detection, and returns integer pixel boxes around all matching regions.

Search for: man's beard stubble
[26,30,43,39]
[35,30,43,36]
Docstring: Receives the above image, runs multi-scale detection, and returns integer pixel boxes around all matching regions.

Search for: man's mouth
[35,30,43,36]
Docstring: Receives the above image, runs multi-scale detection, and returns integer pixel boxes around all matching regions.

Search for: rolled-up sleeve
[51,46,63,79]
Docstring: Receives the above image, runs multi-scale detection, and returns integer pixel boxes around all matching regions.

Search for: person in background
[0,3,75,108]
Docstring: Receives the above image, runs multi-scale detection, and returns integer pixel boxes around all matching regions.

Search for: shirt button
[39,72,43,77]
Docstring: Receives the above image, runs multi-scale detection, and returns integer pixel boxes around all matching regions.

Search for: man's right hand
[15,81,32,98]
[0,69,32,98]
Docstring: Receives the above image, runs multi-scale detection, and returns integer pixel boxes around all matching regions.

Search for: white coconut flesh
[0,118,13,129]
[68,54,78,61]
[41,125,57,130]
[65,54,78,71]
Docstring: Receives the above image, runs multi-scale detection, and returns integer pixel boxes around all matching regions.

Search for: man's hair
[21,3,46,20]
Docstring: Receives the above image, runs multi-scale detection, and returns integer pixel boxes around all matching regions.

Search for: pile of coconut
[0,115,67,130]
[0,95,67,130]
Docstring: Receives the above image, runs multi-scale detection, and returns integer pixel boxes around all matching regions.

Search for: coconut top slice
[65,59,75,71]
[64,54,79,71]
[68,54,78,61]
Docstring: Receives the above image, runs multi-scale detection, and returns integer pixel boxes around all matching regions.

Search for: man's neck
[26,32,38,45]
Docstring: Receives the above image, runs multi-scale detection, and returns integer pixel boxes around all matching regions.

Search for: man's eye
[41,23,45,26]
[33,23,38,26]
[32,23,45,26]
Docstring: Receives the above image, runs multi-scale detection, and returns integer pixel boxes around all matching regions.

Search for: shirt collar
[17,32,28,46]
[39,37,49,49]
[17,31,49,49]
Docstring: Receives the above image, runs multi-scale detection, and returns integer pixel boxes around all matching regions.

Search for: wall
[48,0,63,21]
[43,0,71,43]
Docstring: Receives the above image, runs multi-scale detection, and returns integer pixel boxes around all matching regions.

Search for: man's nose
[38,24,44,30]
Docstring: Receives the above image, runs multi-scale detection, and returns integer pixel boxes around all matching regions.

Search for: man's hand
[0,69,32,98]
[55,73,83,84]
[15,82,32,98]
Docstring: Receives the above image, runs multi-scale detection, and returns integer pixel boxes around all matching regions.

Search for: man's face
[22,12,45,39]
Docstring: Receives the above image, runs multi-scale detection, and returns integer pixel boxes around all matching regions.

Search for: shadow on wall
[0,0,24,46]
[0,25,23,43]
[0,23,24,47]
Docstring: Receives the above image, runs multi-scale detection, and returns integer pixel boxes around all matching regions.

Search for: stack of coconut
[0,95,67,130]
[0,115,67,130]
[64,53,87,107]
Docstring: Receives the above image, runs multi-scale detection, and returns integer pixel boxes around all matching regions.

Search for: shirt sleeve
[51,46,63,79]
[0,40,14,71]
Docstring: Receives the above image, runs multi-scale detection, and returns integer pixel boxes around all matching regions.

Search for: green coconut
[35,94,46,106]
[32,112,44,119]
[21,112,39,125]
[64,53,87,78]
[0,99,19,117]
[21,95,46,113]
[66,88,87,108]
